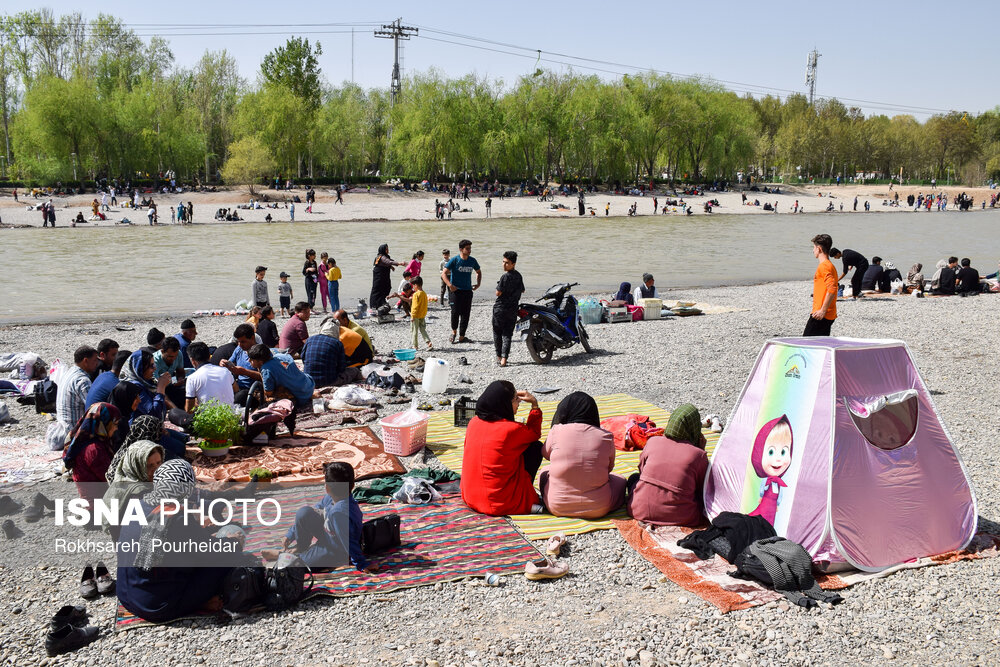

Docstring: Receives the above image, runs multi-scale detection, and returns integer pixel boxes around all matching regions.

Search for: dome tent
[704,337,976,572]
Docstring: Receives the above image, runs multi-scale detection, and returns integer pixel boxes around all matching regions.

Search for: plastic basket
[392,348,416,361]
[454,396,477,427]
[639,298,662,320]
[579,304,604,325]
[379,411,430,456]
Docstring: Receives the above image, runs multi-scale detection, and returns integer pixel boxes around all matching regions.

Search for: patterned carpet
[426,393,720,540]
[114,493,541,631]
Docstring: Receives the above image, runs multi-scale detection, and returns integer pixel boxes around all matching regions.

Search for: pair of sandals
[80,563,114,599]
[449,334,471,344]
[525,533,569,581]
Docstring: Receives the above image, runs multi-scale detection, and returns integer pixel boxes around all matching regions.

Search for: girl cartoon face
[750,415,794,480]
[760,421,792,477]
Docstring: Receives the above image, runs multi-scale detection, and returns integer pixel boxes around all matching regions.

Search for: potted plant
[249,467,274,483]
[192,399,243,457]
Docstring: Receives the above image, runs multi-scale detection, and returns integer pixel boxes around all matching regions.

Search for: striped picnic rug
[115,493,541,631]
[426,393,720,541]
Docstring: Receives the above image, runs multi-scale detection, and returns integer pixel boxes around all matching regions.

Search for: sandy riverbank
[1,280,998,665]
[1,183,997,228]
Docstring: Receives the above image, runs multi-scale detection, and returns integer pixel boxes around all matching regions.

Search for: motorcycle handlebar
[535,282,580,302]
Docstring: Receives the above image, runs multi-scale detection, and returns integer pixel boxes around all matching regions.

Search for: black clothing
[957,267,980,294]
[492,309,517,359]
[450,289,474,336]
[210,342,238,366]
[475,380,517,422]
[803,316,833,337]
[677,511,777,563]
[883,268,903,292]
[839,249,867,274]
[551,392,601,428]
[370,249,395,309]
[860,264,883,291]
[495,270,524,310]
[937,267,957,295]
[257,318,279,348]
[522,441,543,481]
[303,260,318,308]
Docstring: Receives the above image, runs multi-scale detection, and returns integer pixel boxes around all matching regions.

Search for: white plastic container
[421,358,450,393]
[640,298,662,320]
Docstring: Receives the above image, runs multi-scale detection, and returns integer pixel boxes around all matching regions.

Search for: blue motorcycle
[515,282,593,364]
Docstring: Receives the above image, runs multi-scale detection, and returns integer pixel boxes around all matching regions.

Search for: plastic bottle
[421,358,450,393]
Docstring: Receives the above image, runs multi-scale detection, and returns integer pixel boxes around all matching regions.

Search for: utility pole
[351,28,355,84]
[374,18,418,107]
[805,48,821,105]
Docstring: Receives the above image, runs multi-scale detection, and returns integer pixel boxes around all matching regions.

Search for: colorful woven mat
[114,493,541,632]
[426,394,720,541]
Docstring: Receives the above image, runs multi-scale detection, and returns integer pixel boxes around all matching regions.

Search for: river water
[1,211,996,323]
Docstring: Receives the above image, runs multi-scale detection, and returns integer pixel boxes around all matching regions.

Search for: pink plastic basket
[379,411,430,456]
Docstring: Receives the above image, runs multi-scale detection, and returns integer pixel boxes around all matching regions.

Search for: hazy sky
[5,1,997,118]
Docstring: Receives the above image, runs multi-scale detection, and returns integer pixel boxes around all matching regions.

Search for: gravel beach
[1,280,999,666]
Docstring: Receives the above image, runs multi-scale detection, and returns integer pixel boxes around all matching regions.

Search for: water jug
[421,358,450,393]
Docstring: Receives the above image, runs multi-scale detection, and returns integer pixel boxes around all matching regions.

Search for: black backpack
[263,553,314,611]
[34,379,58,414]
[221,566,266,614]
[362,514,401,555]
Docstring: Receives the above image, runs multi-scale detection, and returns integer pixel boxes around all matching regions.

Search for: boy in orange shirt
[410,277,432,350]
[805,233,837,336]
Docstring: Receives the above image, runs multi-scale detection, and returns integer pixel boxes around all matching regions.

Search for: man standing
[493,251,525,367]
[485,195,492,218]
[46,346,98,450]
[805,234,838,337]
[442,239,482,344]
[829,248,868,300]
[184,341,237,411]
[174,319,197,368]
[438,249,451,307]
[279,302,311,356]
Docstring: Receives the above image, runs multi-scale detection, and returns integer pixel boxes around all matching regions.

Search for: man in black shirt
[935,257,959,295]
[956,258,981,295]
[493,251,525,367]
[860,256,884,292]
[830,248,869,299]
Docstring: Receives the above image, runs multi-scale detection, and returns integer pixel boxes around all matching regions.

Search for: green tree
[260,37,323,111]
[221,136,275,194]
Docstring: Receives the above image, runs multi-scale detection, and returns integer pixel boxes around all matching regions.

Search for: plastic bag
[392,476,443,504]
[332,385,377,407]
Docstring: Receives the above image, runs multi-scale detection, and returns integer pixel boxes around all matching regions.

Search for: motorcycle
[515,282,592,364]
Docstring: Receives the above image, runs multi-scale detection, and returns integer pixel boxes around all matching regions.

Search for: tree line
[2,10,1000,188]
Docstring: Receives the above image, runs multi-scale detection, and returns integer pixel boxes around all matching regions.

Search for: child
[325,257,342,312]
[392,270,414,318]
[410,276,432,350]
[257,306,279,348]
[262,462,375,572]
[277,272,293,317]
[251,266,269,308]
[438,249,451,306]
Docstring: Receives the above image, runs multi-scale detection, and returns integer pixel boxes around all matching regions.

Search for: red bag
[626,305,645,321]
[600,413,663,450]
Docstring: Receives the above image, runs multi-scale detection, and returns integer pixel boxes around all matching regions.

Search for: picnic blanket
[114,492,541,632]
[0,437,63,489]
[188,427,405,483]
[425,393,720,541]
[615,519,1000,613]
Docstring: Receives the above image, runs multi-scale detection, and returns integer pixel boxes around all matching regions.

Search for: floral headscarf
[63,402,120,469]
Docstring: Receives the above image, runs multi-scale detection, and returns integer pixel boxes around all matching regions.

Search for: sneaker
[50,605,89,630]
[524,556,569,581]
[32,492,56,512]
[45,624,99,656]
[457,356,468,366]
[545,533,567,556]
[95,562,115,595]
[79,565,98,600]
[404,382,415,394]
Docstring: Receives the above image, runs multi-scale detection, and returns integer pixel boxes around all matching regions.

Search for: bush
[192,399,243,443]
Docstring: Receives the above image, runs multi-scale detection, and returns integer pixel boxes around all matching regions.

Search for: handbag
[263,552,314,611]
[221,566,265,614]
[362,514,401,555]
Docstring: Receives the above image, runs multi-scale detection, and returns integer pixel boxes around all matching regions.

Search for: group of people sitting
[460,381,709,529]
[833,249,988,297]
[612,273,660,305]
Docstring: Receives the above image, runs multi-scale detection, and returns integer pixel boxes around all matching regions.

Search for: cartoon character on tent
[746,415,793,525]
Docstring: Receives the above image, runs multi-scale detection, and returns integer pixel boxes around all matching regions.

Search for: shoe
[45,624,99,656]
[458,374,473,384]
[449,333,456,344]
[404,382,415,394]
[1,519,20,539]
[457,356,468,366]
[524,556,569,581]
[0,495,20,516]
[95,562,115,595]
[79,565,98,599]
[545,533,567,556]
[458,337,471,343]
[32,492,56,512]
[709,418,723,433]
[50,605,89,630]
[530,503,546,515]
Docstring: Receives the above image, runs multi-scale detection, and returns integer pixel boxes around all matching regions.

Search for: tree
[260,37,323,111]
[221,136,275,194]
[190,50,243,180]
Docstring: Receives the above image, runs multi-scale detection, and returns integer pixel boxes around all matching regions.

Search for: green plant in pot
[249,467,274,482]
[192,399,243,453]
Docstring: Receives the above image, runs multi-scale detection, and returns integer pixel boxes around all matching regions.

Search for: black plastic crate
[454,396,477,427]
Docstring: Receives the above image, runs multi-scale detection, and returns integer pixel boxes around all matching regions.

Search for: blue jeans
[291,506,346,569]
[328,281,340,312]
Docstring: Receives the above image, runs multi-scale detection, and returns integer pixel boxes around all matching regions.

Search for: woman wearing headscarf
[370,244,404,310]
[461,381,544,516]
[907,263,924,293]
[109,381,143,446]
[116,460,234,623]
[930,259,948,291]
[539,392,626,519]
[613,282,634,305]
[626,403,709,527]
[103,439,164,541]
[63,402,121,508]
[119,350,168,422]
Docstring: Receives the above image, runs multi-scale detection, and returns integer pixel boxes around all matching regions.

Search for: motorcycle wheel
[579,323,593,353]
[525,324,554,364]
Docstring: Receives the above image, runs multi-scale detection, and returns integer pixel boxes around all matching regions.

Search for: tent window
[846,391,919,451]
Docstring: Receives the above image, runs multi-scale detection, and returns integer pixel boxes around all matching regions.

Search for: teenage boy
[805,234,838,337]
[438,249,451,306]
[247,344,315,407]
[184,341,237,411]
[829,248,868,300]
[252,266,270,308]
[442,239,482,344]
[493,251,525,367]
[94,339,120,377]
[220,323,262,405]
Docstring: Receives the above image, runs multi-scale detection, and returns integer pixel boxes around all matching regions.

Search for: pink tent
[704,338,977,571]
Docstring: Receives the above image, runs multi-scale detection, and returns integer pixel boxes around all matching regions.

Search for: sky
[5,0,999,119]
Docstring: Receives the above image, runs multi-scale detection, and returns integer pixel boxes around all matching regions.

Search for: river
[1,211,996,323]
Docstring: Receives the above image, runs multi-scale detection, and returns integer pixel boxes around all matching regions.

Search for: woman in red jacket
[461,381,544,516]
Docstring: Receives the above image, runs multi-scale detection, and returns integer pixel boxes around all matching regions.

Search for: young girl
[326,257,342,312]
[747,415,793,525]
[318,252,330,313]
[302,249,318,309]
[405,251,424,279]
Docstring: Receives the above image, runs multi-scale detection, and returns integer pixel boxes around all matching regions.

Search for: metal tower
[375,18,418,106]
[805,49,821,105]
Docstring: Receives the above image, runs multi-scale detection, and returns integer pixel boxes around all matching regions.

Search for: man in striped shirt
[46,346,99,451]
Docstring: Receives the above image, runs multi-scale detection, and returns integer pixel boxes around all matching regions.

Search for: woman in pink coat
[540,392,626,519]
